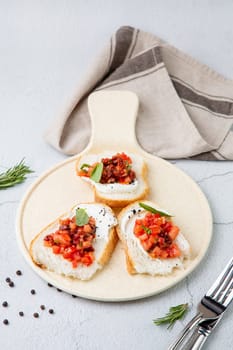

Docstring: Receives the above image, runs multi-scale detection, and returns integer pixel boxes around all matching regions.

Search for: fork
[168,256,233,349]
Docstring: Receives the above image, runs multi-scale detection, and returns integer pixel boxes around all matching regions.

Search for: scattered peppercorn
[16,270,22,276]
[19,311,24,317]
[48,309,54,314]
[9,281,14,287]
[33,313,39,318]
[3,319,9,325]
[5,277,11,283]
[40,305,45,310]
[2,301,8,307]
[47,283,53,287]
[30,289,36,295]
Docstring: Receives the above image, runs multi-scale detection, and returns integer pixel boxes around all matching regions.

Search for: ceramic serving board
[16,91,212,301]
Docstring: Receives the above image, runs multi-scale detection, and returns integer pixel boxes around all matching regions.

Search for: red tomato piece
[133,212,181,259]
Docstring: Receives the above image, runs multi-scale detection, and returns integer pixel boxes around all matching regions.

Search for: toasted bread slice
[117,201,191,276]
[30,203,118,281]
[76,152,149,208]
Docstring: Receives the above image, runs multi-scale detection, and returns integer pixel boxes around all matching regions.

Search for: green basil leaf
[139,202,172,217]
[80,163,91,171]
[75,208,89,226]
[90,162,103,183]
[142,225,152,234]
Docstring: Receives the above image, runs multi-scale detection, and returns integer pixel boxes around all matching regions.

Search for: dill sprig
[0,159,33,189]
[153,303,189,329]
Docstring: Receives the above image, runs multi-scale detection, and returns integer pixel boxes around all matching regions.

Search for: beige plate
[16,91,212,302]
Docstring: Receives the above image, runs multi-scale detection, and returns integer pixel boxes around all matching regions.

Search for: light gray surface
[0,1,233,349]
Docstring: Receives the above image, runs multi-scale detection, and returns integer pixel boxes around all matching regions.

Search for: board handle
[87,91,140,152]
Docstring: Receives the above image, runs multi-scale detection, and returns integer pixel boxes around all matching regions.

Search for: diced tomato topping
[53,232,71,246]
[133,212,181,259]
[78,152,136,185]
[43,216,96,268]
[169,226,180,240]
[52,245,61,254]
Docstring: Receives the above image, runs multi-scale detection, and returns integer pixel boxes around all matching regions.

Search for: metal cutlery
[169,256,233,350]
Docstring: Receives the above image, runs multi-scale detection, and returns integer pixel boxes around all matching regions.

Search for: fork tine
[218,276,233,306]
[207,257,233,302]
[212,265,233,302]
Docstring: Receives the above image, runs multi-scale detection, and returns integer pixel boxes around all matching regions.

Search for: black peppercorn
[47,283,53,287]
[9,281,14,287]
[16,270,22,276]
[33,312,39,318]
[5,277,11,283]
[19,311,24,317]
[3,319,9,325]
[30,289,36,295]
[48,309,54,314]
[40,305,45,310]
[2,301,8,307]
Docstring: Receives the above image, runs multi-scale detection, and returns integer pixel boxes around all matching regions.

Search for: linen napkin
[45,26,233,160]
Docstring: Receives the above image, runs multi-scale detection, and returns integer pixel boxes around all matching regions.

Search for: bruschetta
[30,203,118,281]
[76,152,149,208]
[117,201,190,276]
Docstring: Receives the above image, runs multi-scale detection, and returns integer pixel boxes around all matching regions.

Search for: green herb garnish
[75,208,89,226]
[139,202,172,217]
[153,303,189,329]
[80,163,91,172]
[90,162,103,183]
[0,159,33,189]
[125,161,132,171]
[142,225,151,234]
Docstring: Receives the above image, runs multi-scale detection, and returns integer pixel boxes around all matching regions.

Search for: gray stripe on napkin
[127,29,140,59]
[182,100,233,120]
[103,46,163,85]
[96,64,164,90]
[109,26,134,72]
[172,79,233,117]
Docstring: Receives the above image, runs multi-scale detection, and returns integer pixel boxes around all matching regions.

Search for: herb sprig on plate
[139,202,172,218]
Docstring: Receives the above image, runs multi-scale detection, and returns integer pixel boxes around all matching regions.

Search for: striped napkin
[46,26,233,160]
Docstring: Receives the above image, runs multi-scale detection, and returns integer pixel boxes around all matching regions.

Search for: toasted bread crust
[30,203,118,280]
[76,161,149,208]
[125,249,137,275]
[116,224,136,275]
[98,227,118,266]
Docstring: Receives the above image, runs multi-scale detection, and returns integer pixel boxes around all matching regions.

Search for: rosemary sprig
[139,202,173,218]
[153,303,189,329]
[0,159,33,189]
